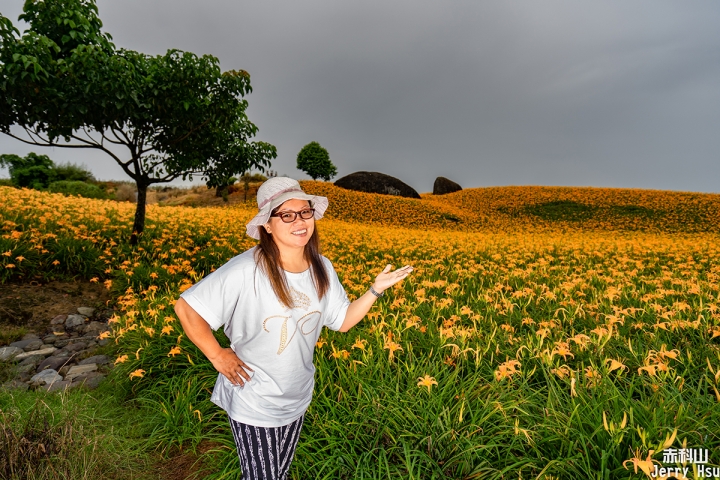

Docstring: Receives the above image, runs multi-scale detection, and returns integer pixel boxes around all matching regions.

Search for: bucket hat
[246,177,329,240]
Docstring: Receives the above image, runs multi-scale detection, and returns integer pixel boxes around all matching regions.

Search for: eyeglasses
[270,208,315,223]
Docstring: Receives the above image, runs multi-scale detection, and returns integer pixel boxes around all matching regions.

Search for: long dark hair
[254,205,330,308]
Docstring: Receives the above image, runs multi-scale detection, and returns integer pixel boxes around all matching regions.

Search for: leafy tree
[0,0,276,243]
[296,141,337,181]
[0,152,56,189]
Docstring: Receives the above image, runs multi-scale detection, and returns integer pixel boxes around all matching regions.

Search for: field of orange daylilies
[2,182,720,479]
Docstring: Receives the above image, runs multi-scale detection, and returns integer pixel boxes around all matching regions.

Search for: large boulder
[334,171,420,199]
[433,177,462,195]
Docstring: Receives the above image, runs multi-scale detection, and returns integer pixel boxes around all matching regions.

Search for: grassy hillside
[303,181,720,233]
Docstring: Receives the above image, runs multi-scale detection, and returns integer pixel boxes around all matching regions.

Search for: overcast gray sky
[2,1,720,193]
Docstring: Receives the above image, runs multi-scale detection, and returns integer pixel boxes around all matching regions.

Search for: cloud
[2,0,720,192]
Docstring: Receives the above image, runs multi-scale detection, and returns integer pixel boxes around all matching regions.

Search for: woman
[174,177,413,479]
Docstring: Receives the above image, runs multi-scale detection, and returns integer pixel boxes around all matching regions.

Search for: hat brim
[246,192,328,240]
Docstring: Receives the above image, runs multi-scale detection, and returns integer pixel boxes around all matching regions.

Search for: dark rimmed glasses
[270,208,315,223]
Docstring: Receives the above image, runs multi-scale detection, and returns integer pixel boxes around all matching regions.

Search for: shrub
[240,172,267,183]
[0,179,13,187]
[54,162,96,183]
[113,183,137,202]
[47,180,107,199]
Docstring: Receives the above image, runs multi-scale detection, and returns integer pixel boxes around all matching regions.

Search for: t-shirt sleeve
[180,260,245,331]
[323,258,351,332]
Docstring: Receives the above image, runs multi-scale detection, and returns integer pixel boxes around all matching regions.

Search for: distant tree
[0,152,56,189]
[296,141,337,181]
[54,162,96,183]
[0,0,276,243]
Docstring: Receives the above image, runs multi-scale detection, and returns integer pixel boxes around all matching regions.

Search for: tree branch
[3,130,97,149]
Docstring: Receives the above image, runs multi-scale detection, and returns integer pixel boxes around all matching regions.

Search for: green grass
[525,200,599,222]
[0,383,158,480]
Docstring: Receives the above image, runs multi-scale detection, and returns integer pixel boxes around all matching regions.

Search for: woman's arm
[338,264,413,332]
[174,297,253,386]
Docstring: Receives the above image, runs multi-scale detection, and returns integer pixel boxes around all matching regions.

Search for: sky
[1,1,720,194]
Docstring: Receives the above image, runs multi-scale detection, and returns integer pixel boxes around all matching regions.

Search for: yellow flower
[168,346,182,357]
[129,369,145,379]
[605,358,627,373]
[161,325,174,335]
[384,340,403,360]
[494,359,521,381]
[114,355,129,365]
[351,338,367,350]
[417,375,438,393]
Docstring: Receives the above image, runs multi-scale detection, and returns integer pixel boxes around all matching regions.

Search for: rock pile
[0,307,114,392]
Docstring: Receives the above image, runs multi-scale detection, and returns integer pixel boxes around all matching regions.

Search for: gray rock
[16,363,36,375]
[84,341,98,349]
[1,379,29,391]
[22,339,44,352]
[73,372,105,389]
[54,338,72,348]
[98,339,111,347]
[18,354,45,367]
[334,171,421,199]
[77,307,96,317]
[50,314,67,325]
[30,369,63,386]
[65,314,86,328]
[42,334,60,344]
[65,364,98,381]
[14,347,57,361]
[62,342,87,353]
[21,333,40,340]
[83,321,108,335]
[38,356,75,372]
[79,355,110,366]
[10,339,36,349]
[44,380,75,393]
[0,346,22,361]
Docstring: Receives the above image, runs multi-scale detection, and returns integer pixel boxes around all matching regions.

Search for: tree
[0,0,276,243]
[296,141,337,181]
[0,152,56,189]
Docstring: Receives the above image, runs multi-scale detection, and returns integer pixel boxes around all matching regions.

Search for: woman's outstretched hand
[372,264,414,294]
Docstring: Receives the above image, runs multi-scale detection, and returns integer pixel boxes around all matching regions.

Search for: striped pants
[229,415,304,480]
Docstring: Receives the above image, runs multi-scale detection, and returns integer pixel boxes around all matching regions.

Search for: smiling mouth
[291,229,307,235]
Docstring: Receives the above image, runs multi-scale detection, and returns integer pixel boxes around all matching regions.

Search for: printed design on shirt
[289,287,311,311]
[263,310,322,355]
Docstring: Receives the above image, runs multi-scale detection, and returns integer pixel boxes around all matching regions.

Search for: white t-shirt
[180,246,350,427]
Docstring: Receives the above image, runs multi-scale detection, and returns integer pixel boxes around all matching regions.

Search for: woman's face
[264,199,314,251]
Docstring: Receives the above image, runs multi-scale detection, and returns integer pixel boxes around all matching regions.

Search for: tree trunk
[130,182,148,245]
